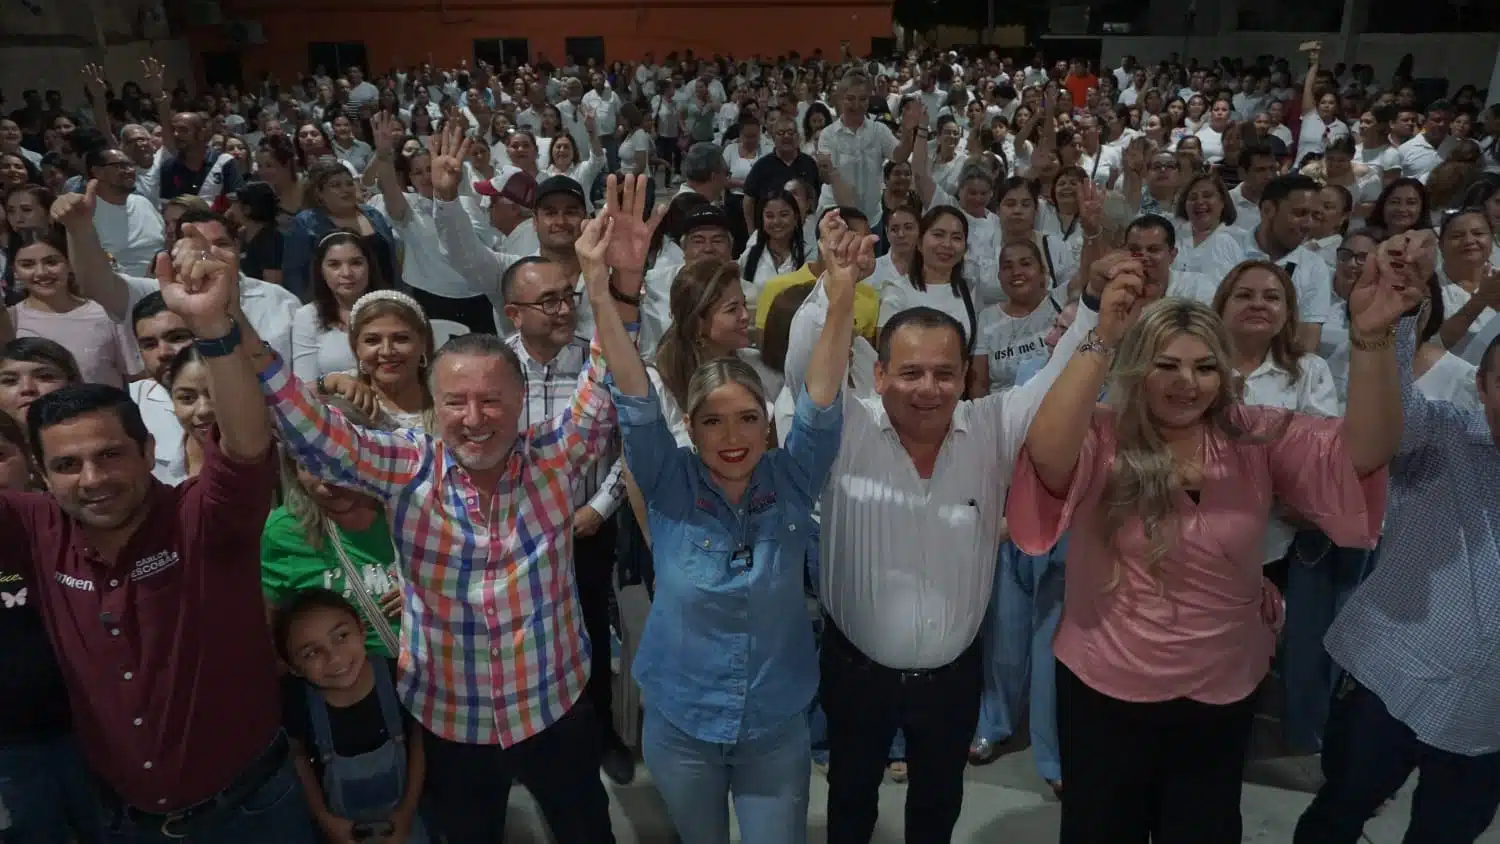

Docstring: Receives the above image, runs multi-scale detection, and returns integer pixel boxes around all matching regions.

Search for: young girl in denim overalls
[275,588,427,843]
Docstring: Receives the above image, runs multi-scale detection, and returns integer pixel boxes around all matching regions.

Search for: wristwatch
[194,318,243,358]
[609,284,642,307]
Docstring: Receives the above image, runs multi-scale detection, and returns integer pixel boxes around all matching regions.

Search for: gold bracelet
[1348,326,1396,351]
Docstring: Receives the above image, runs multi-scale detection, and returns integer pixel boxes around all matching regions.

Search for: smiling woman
[163,345,212,480]
[0,336,82,427]
[342,290,436,431]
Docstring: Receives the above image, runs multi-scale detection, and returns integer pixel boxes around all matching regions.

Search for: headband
[349,289,428,326]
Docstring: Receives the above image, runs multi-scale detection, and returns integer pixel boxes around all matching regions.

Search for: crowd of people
[0,36,1498,844]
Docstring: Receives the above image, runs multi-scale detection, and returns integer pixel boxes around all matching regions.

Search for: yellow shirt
[756,264,881,343]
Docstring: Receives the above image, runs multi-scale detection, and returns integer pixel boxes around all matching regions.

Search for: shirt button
[142,761,153,770]
[133,718,143,727]
[491,648,499,656]
[123,672,133,680]
[110,628,121,637]
[701,540,711,549]
[788,524,796,532]
[109,579,119,587]
[486,608,495,616]
[157,798,167,806]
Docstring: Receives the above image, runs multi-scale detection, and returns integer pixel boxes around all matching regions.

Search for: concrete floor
[493,746,1500,843]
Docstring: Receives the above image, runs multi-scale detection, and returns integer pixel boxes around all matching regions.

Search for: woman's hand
[1096,261,1148,348]
[322,372,383,420]
[821,214,877,302]
[1348,230,1436,338]
[597,173,666,291]
[429,121,470,201]
[370,112,398,155]
[1078,178,1104,235]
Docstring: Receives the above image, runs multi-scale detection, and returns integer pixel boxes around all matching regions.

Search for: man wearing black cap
[429,124,598,336]
[639,202,735,356]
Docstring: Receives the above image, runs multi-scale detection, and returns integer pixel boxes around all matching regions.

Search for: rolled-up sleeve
[1267,410,1388,550]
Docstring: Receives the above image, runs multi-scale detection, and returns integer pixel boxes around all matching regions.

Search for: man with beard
[84,147,163,276]
[256,175,659,843]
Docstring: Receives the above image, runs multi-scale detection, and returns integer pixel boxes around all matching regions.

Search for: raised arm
[804,216,870,407]
[1020,256,1145,496]
[429,122,511,308]
[80,64,113,142]
[157,226,271,462]
[368,113,412,223]
[1340,231,1432,474]
[1300,43,1321,116]
[141,58,177,157]
[51,180,135,320]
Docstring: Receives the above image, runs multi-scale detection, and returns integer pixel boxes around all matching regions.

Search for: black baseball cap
[534,175,586,210]
[678,205,731,238]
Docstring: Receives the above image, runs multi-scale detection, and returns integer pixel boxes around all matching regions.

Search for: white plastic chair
[430,318,471,348]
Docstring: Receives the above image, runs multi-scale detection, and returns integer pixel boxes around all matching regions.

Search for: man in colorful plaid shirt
[249,176,661,843]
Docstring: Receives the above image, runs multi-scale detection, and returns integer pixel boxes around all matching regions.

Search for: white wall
[0,41,194,105]
[1094,33,1500,89]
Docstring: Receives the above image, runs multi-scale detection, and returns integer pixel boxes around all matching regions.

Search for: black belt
[105,731,290,839]
[822,614,978,683]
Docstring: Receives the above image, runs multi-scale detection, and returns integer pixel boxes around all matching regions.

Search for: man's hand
[159,223,240,338]
[51,179,97,229]
[597,173,666,293]
[429,121,470,201]
[573,505,604,537]
[141,57,166,99]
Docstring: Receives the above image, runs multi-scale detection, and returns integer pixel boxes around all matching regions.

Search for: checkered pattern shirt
[259,340,617,745]
[1324,317,1500,755]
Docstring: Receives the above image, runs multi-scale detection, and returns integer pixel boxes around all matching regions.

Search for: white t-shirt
[618,128,652,176]
[1172,222,1248,280]
[93,193,165,277]
[291,302,357,382]
[972,300,1060,393]
[1296,112,1349,165]
[877,278,976,347]
[1355,144,1401,176]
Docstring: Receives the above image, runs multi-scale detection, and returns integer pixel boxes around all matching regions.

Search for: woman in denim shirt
[284,161,401,300]
[585,181,870,844]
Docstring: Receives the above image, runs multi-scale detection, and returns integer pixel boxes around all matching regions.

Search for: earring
[418,353,429,369]
[358,360,373,376]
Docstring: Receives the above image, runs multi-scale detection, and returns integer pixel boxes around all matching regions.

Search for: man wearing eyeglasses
[85,146,164,275]
[498,253,636,787]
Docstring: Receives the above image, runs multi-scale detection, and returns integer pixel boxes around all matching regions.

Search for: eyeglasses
[1335,249,1369,266]
[514,290,582,315]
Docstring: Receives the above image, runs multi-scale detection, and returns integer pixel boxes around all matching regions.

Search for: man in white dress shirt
[782,246,1106,844]
[1242,174,1335,351]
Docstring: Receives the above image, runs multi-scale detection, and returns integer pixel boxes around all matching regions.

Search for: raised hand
[80,64,108,100]
[158,223,240,337]
[51,179,98,229]
[1085,250,1144,299]
[822,221,878,302]
[370,112,399,155]
[596,173,665,292]
[575,211,616,303]
[1348,230,1435,338]
[1097,266,1147,348]
[140,57,165,98]
[1078,178,1104,232]
[429,121,470,201]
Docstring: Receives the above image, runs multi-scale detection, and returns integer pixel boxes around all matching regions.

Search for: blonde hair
[348,292,437,428]
[683,356,768,424]
[1102,298,1282,588]
[277,395,392,549]
[655,259,745,411]
[1211,260,1304,381]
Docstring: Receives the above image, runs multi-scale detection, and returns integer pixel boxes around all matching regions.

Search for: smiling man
[256,175,659,843]
[125,292,196,484]
[0,220,313,840]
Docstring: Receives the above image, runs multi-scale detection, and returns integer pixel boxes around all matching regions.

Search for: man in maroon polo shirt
[0,221,317,843]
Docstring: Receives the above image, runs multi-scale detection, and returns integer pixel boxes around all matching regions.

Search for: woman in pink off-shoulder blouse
[1006,240,1431,844]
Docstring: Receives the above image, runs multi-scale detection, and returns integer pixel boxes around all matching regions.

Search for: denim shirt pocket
[677,523,733,591]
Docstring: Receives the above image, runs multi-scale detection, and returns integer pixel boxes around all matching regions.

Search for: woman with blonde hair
[1008,237,1425,843]
[261,395,403,660]
[584,181,859,844]
[318,290,436,430]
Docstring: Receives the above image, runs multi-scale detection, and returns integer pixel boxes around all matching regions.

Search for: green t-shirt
[260,506,400,659]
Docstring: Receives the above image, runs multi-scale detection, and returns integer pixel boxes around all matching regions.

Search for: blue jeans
[1280,531,1376,752]
[100,755,317,844]
[1294,678,1500,843]
[975,538,1066,781]
[642,705,811,844]
[0,733,105,844]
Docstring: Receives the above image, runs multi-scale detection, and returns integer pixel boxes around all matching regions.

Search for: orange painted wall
[187,0,892,84]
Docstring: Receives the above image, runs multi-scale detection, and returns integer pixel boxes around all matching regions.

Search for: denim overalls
[305,660,427,843]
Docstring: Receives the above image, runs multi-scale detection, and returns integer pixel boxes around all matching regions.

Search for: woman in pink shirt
[1007,238,1431,844]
